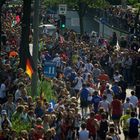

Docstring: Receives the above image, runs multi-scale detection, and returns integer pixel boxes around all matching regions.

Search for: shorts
[88,101,92,105]
[123,130,128,137]
[80,100,88,108]
[89,134,96,140]
[129,132,139,139]
[112,114,121,121]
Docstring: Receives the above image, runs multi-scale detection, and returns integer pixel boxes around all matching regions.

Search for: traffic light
[60,15,66,29]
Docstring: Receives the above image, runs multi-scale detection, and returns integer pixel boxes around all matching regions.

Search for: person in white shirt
[0,80,6,104]
[73,73,83,95]
[129,91,138,110]
[113,71,122,83]
[78,123,89,140]
[98,94,110,117]
[104,84,114,104]
[123,97,134,114]
[15,82,25,102]
[52,53,61,67]
[85,60,93,73]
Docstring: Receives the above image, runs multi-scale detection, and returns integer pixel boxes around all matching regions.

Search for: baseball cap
[1,110,7,115]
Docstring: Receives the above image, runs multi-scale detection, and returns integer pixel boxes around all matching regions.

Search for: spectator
[127,111,140,140]
[87,111,99,140]
[111,96,122,134]
[120,108,131,140]
[129,90,138,111]
[78,123,89,140]
[2,95,16,120]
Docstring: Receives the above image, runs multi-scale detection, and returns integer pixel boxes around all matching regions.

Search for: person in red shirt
[34,125,44,140]
[99,80,106,97]
[95,107,105,121]
[98,71,109,83]
[87,111,99,140]
[111,96,122,134]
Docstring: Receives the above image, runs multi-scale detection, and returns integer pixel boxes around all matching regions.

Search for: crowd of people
[106,6,139,33]
[96,6,140,36]
[0,2,140,140]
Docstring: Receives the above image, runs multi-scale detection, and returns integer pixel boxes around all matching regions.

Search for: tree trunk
[19,0,32,69]
[77,2,88,35]
[0,6,2,52]
[79,13,84,35]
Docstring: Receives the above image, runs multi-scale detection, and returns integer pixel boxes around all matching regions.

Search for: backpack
[98,120,108,139]
[129,118,139,134]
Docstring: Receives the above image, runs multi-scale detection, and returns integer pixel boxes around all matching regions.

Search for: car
[39,24,57,36]
[90,31,97,37]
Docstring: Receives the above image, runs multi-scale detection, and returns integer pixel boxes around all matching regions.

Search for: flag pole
[31,0,40,96]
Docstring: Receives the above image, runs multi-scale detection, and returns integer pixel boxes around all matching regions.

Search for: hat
[1,110,7,115]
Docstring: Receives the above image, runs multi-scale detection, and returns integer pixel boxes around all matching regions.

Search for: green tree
[127,0,139,5]
[44,0,109,34]
[127,0,140,9]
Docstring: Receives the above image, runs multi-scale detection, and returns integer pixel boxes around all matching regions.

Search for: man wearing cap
[0,110,12,131]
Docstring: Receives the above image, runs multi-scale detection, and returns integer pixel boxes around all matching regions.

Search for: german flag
[26,58,34,78]
[19,44,35,79]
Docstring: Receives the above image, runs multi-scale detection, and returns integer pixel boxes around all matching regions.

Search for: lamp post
[31,0,40,96]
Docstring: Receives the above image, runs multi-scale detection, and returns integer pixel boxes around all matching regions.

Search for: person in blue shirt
[92,91,102,113]
[111,82,121,99]
[63,65,73,78]
[35,100,44,118]
[80,83,89,118]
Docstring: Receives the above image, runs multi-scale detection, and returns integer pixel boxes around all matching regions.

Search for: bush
[12,119,31,134]
[27,79,56,102]
[38,79,56,102]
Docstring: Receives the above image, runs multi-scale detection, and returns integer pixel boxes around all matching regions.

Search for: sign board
[59,4,67,15]
[44,62,56,78]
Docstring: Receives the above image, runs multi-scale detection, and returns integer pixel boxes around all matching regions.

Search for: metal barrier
[93,8,130,33]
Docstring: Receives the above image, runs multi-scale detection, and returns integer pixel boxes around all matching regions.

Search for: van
[39,24,57,36]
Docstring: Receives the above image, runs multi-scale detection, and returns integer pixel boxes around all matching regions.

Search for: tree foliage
[106,0,121,5]
[127,0,140,5]
[44,0,109,34]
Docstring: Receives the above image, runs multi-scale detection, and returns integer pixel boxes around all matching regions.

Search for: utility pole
[31,0,40,96]
[0,5,2,52]
[102,0,105,38]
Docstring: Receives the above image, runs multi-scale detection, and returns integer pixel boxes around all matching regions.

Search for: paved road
[78,88,134,139]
